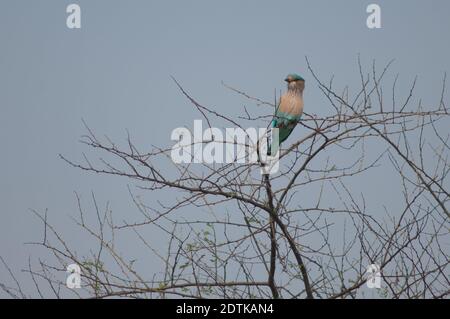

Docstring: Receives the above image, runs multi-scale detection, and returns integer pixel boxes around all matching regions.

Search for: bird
[267,73,305,156]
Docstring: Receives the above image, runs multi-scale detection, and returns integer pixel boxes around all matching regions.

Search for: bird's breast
[278,93,304,117]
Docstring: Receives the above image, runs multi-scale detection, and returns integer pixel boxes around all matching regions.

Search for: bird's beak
[284,78,290,82]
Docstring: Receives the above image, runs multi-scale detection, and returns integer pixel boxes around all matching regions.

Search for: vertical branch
[263,174,279,299]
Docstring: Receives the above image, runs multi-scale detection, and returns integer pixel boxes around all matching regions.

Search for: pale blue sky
[0,0,449,296]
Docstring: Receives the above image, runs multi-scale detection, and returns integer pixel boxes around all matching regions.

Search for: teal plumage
[268,74,305,156]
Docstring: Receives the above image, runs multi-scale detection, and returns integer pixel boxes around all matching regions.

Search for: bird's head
[285,73,305,83]
[285,73,305,92]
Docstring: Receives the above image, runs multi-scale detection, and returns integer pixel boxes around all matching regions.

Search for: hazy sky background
[1,0,449,297]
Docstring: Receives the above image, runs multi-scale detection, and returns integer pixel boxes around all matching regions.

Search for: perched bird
[268,73,305,156]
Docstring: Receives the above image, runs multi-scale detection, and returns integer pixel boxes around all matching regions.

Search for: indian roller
[268,73,305,156]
